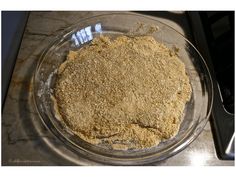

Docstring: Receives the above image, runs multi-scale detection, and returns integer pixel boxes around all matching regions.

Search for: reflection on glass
[71,23,102,47]
[76,31,84,44]
[71,34,79,46]
[95,23,102,33]
[85,26,93,41]
[79,29,87,43]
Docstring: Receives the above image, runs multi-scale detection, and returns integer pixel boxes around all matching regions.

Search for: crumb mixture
[54,35,192,150]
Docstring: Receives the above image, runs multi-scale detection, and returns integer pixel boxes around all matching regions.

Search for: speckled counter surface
[2,11,234,166]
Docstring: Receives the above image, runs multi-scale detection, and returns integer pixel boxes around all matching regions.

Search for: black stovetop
[187,11,235,160]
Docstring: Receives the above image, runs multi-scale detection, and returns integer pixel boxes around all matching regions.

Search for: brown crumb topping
[54,35,192,150]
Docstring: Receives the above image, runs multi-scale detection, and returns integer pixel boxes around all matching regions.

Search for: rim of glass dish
[33,13,214,165]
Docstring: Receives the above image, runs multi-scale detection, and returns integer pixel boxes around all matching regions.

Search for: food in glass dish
[53,35,192,150]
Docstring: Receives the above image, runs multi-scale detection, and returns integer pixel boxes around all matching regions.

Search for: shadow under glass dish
[33,13,213,165]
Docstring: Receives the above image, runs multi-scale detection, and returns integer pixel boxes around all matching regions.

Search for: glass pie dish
[33,13,213,165]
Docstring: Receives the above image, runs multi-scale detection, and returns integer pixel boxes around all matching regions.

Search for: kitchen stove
[187,11,234,160]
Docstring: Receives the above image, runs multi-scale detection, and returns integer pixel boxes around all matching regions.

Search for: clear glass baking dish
[33,13,213,165]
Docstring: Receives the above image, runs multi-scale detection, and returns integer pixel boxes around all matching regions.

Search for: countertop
[2,11,234,166]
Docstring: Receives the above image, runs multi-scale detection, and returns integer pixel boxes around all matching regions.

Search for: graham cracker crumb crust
[54,35,192,150]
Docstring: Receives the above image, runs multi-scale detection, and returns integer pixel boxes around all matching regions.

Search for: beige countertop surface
[2,11,234,166]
